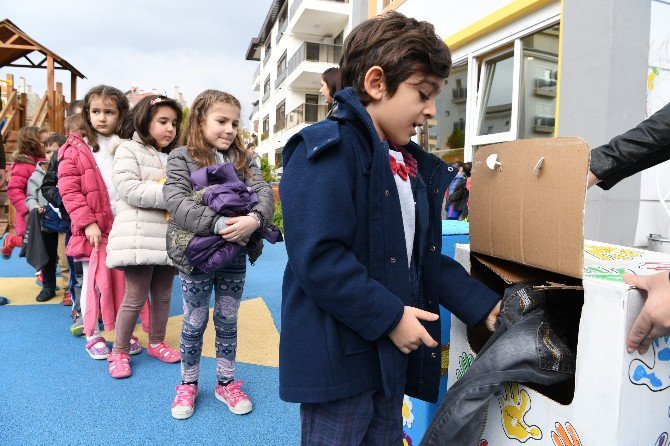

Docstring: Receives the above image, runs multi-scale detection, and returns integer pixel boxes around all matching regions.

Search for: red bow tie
[389,155,409,181]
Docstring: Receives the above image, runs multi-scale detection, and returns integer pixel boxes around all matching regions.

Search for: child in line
[279,12,501,444]
[58,85,146,359]
[106,95,183,379]
[25,134,65,302]
[42,114,87,333]
[164,90,275,419]
[3,126,48,259]
[42,134,72,305]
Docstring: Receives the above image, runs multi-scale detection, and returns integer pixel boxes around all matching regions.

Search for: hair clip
[150,97,164,106]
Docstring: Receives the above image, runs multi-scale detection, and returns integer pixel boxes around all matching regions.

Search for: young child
[164,90,275,419]
[3,126,48,258]
[25,134,65,302]
[42,115,86,333]
[58,85,146,359]
[105,95,183,379]
[279,12,501,444]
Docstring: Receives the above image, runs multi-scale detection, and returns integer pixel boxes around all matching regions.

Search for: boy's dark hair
[67,100,84,117]
[45,134,66,148]
[132,95,183,152]
[321,67,342,97]
[246,142,256,149]
[463,162,472,177]
[340,11,452,105]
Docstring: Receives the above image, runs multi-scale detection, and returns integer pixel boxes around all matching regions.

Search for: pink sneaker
[171,384,198,420]
[147,342,180,363]
[107,353,131,379]
[215,380,253,415]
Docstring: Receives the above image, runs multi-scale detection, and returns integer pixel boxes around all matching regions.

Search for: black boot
[36,288,56,302]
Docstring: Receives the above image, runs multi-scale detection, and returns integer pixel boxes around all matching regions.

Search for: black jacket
[40,155,70,224]
[590,102,670,189]
[0,135,6,170]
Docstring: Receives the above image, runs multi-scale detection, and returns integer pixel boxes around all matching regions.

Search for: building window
[263,38,272,65]
[275,146,284,168]
[477,51,514,136]
[277,7,288,43]
[263,76,271,103]
[262,115,269,141]
[275,52,287,88]
[275,100,286,133]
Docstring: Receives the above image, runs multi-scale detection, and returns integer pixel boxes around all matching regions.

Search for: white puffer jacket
[107,133,172,268]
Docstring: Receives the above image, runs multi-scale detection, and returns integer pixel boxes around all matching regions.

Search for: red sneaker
[62,291,72,306]
[1,234,18,259]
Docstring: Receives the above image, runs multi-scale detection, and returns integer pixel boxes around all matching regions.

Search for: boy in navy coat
[280,11,502,445]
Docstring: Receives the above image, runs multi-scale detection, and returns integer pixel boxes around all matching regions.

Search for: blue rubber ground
[0,241,299,446]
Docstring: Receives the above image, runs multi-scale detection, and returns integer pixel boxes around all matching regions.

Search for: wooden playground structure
[0,18,84,234]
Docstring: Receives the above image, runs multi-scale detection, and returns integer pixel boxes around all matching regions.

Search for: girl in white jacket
[106,95,183,379]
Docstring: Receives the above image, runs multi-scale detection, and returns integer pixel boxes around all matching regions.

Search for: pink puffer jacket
[57,132,115,260]
[7,153,44,236]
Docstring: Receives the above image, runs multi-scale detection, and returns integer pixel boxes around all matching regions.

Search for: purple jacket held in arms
[184,163,282,273]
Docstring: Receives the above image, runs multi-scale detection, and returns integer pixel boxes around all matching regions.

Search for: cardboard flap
[469,138,589,279]
[472,253,583,290]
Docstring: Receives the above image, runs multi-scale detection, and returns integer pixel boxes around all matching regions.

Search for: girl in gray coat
[164,90,274,419]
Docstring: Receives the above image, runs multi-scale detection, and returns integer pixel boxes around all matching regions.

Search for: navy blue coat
[279,88,499,404]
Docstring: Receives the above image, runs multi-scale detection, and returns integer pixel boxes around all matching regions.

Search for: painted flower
[402,431,413,446]
[402,395,414,428]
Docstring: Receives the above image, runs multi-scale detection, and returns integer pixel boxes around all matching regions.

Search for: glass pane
[477,54,514,135]
[518,24,560,139]
[416,64,467,163]
[649,0,670,114]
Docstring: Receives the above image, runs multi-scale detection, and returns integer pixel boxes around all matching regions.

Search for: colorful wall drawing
[551,422,581,446]
[629,336,670,391]
[455,352,474,380]
[584,266,635,282]
[642,262,670,272]
[653,432,668,446]
[402,395,415,428]
[499,382,542,442]
[584,245,643,262]
[402,431,413,446]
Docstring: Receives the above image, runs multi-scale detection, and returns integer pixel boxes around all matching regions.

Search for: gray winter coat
[163,146,274,274]
[25,161,49,211]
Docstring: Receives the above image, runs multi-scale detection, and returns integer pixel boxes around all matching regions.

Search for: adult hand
[84,222,102,251]
[388,306,439,354]
[624,271,670,354]
[219,216,257,246]
[485,301,501,332]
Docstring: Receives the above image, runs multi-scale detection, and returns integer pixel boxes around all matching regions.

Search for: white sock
[150,343,160,348]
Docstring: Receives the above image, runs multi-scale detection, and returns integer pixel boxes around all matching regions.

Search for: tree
[447,127,465,149]
[260,156,275,183]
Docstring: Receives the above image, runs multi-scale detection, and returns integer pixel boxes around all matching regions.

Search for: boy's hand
[485,301,502,332]
[389,306,439,354]
[84,222,102,251]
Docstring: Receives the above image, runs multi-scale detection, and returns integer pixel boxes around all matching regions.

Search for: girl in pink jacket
[58,85,150,360]
[2,126,47,258]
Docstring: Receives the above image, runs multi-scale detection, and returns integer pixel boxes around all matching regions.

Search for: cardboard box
[447,138,670,445]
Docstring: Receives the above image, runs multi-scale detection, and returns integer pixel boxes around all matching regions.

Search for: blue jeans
[179,252,246,383]
[421,283,576,446]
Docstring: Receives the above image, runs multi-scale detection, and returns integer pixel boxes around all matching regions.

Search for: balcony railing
[275,69,287,88]
[533,115,555,133]
[290,0,349,19]
[277,18,288,43]
[451,87,467,104]
[285,103,329,130]
[274,118,286,134]
[262,89,270,103]
[288,42,342,78]
[533,78,557,97]
[263,47,272,66]
[249,103,259,120]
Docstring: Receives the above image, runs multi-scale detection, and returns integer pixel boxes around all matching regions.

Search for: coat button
[430,245,436,252]
[434,188,439,194]
[389,257,397,264]
[384,189,390,197]
[427,300,433,306]
[431,352,437,358]
[448,166,454,172]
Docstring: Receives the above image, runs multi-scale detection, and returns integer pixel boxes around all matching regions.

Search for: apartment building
[246,0,369,173]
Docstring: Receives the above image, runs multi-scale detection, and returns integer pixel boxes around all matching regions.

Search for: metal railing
[249,103,259,119]
[533,78,557,96]
[275,69,287,88]
[274,118,286,133]
[263,47,272,65]
[287,42,342,78]
[277,17,288,43]
[290,0,349,19]
[451,87,467,102]
[285,103,329,130]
